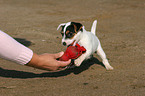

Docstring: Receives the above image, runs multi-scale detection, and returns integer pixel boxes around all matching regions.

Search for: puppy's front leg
[74,53,87,67]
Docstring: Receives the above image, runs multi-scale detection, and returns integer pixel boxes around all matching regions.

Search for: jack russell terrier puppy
[57,20,113,70]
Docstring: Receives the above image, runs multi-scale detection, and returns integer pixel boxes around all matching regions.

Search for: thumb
[58,59,71,67]
[54,51,64,58]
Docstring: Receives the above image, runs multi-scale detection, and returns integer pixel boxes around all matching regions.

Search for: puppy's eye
[67,32,73,38]
[69,32,73,36]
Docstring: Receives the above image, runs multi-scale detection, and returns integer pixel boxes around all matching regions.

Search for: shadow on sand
[0,38,105,78]
[14,38,32,47]
[0,57,105,79]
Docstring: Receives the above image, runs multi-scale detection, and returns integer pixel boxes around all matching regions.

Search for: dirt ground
[0,0,144,96]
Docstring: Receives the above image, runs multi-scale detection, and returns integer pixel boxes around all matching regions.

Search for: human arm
[0,30,71,71]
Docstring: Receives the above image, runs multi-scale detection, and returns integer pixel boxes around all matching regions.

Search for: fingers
[39,59,71,71]
[57,59,71,67]
[54,51,64,59]
[54,51,71,68]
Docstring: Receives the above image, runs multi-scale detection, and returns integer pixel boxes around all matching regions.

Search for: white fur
[57,20,113,70]
[91,20,97,35]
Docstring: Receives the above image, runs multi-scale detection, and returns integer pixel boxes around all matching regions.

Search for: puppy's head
[57,22,83,46]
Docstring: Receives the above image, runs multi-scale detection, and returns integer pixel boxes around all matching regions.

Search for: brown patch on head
[71,22,83,32]
[60,25,65,36]
[65,30,76,39]
[73,24,77,33]
[78,26,83,31]
[60,31,64,36]
[64,22,83,39]
[66,30,70,35]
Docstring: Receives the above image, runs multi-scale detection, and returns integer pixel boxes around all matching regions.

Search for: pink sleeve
[0,30,33,65]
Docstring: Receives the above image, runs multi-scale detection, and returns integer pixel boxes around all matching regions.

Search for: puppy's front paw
[74,59,82,67]
[106,65,114,70]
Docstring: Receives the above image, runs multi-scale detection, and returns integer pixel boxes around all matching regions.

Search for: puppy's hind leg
[96,43,114,70]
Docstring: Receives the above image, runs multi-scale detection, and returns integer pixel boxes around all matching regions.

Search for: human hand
[26,52,71,71]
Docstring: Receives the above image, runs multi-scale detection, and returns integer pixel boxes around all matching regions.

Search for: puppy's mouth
[68,40,76,47]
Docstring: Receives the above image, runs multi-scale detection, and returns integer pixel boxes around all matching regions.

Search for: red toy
[59,43,86,61]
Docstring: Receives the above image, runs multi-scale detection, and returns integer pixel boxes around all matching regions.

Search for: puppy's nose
[63,42,67,46]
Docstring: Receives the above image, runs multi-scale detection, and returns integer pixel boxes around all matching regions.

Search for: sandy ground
[0,0,145,96]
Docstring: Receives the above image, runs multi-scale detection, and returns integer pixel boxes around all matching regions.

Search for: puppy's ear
[57,23,66,30]
[71,22,83,32]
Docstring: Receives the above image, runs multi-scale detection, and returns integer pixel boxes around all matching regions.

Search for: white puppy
[57,20,113,70]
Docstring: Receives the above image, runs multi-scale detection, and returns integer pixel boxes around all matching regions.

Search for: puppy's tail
[91,20,97,35]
